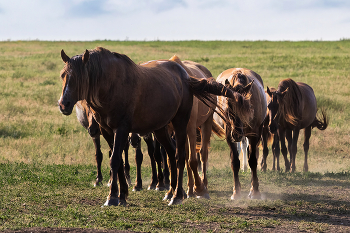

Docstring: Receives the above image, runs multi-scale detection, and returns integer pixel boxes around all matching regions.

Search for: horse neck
[86,58,139,110]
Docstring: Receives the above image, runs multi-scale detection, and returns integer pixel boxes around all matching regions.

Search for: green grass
[0,40,350,232]
[1,163,349,232]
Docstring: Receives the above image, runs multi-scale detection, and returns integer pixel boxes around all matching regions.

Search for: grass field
[0,40,350,232]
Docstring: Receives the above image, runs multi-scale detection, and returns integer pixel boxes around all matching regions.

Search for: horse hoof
[102,198,119,207]
[132,186,142,192]
[168,197,183,206]
[94,181,103,187]
[187,190,195,198]
[148,184,157,190]
[197,193,210,199]
[231,193,242,200]
[156,184,167,191]
[163,193,173,201]
[248,191,261,199]
[118,199,127,207]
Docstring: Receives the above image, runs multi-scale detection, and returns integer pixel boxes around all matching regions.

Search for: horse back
[128,60,191,134]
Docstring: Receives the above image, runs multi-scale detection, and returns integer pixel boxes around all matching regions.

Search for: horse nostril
[65,101,71,108]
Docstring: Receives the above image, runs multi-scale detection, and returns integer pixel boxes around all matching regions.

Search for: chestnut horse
[266,79,328,172]
[212,68,266,200]
[58,47,250,206]
[169,55,215,199]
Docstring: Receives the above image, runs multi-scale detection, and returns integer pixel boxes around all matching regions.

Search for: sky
[1,0,350,41]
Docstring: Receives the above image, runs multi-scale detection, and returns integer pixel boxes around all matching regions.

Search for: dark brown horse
[212,68,266,200]
[58,47,250,206]
[260,89,290,172]
[266,78,328,172]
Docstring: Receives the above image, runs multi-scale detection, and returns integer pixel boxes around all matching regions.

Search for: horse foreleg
[226,128,241,200]
[103,128,129,207]
[92,136,103,187]
[248,136,261,199]
[290,129,299,172]
[279,129,290,172]
[261,125,269,172]
[272,133,280,171]
[303,126,312,172]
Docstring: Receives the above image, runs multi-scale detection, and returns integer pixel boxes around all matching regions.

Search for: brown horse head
[266,86,285,133]
[58,49,90,115]
[266,78,302,133]
[223,72,253,141]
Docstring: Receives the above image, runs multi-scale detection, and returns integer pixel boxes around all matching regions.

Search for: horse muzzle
[58,100,74,115]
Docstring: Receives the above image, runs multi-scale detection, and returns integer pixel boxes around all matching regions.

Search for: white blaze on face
[58,70,72,108]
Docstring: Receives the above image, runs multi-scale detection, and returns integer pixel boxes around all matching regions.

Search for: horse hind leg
[154,127,177,202]
[129,133,143,191]
[143,133,160,190]
[188,124,207,198]
[196,116,213,199]
[158,140,170,189]
[92,136,103,187]
[303,126,312,172]
[123,139,132,187]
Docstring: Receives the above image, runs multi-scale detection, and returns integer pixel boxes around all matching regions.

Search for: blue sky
[1,0,350,41]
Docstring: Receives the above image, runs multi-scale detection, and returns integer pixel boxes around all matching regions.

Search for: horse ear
[61,49,70,63]
[241,80,254,96]
[281,87,289,98]
[225,79,230,86]
[267,86,272,97]
[82,49,89,64]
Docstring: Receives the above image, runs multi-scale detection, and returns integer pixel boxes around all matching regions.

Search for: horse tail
[211,120,226,139]
[311,109,328,130]
[187,76,251,126]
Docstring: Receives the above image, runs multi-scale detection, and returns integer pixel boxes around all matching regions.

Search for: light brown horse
[212,68,266,200]
[58,47,250,206]
[266,79,328,172]
[169,55,215,199]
